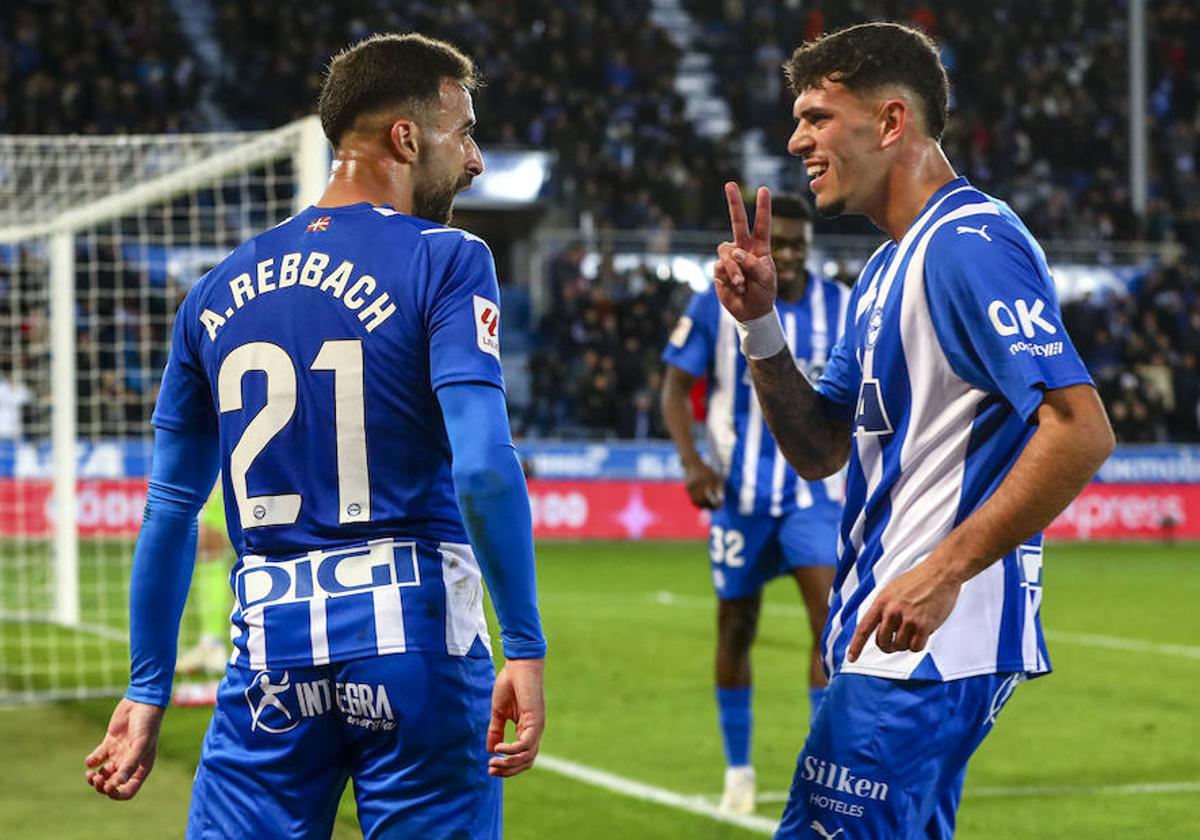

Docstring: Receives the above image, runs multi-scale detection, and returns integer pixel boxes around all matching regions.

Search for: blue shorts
[776,671,1023,839]
[709,502,839,599]
[187,652,500,839]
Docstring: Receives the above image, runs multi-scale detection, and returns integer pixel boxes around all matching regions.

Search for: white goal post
[0,116,328,702]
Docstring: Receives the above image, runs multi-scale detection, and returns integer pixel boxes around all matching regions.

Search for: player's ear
[388,119,420,163]
[878,98,907,150]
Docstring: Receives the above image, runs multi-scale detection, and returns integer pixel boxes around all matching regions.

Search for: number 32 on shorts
[709,526,745,568]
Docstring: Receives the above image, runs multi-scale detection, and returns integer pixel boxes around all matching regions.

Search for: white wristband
[734,309,786,360]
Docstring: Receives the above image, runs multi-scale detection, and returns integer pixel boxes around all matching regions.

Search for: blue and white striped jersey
[664,272,850,516]
[816,177,1093,682]
[153,203,503,670]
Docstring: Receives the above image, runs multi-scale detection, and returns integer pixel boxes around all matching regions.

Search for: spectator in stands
[0,353,32,441]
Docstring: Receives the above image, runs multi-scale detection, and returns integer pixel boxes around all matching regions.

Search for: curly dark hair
[318,33,481,148]
[783,22,949,141]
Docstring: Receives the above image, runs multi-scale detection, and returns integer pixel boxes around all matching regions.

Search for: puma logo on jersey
[955,224,991,241]
[810,822,844,840]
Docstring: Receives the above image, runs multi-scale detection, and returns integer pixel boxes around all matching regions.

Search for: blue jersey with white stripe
[663,272,850,516]
[816,177,1093,682]
[153,203,503,670]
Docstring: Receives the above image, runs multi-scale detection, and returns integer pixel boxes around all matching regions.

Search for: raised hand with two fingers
[714,182,777,322]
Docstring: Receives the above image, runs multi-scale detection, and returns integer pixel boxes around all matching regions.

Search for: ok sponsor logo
[236,539,420,612]
[987,298,1058,339]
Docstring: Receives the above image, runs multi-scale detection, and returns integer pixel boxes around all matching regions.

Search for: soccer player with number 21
[714,22,1114,839]
[85,33,545,840]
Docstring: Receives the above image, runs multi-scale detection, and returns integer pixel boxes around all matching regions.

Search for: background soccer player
[714,23,1114,839]
[84,33,546,839]
[661,193,845,815]
[175,480,233,676]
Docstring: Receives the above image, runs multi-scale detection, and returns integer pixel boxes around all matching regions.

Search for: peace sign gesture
[714,182,777,323]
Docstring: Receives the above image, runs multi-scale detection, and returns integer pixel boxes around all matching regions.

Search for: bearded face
[409,80,483,224]
[413,163,473,224]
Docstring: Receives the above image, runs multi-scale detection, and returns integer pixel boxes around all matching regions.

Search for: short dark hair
[772,192,813,222]
[318,33,481,148]
[784,22,949,141]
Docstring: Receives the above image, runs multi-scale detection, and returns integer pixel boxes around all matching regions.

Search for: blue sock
[716,686,752,767]
[808,686,827,725]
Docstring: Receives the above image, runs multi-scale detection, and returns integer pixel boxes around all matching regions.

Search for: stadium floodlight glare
[0,117,328,702]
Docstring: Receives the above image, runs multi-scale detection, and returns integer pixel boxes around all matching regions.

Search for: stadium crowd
[0,0,200,134]
[210,0,742,233]
[520,244,681,439]
[3,0,1198,442]
[690,0,1200,249]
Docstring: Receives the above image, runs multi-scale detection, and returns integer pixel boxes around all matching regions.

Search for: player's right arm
[660,291,723,508]
[714,182,851,479]
[427,232,545,778]
[661,365,723,509]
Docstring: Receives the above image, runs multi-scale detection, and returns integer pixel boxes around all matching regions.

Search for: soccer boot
[175,636,229,675]
[718,765,756,815]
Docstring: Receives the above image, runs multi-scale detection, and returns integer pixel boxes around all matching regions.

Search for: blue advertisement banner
[1,439,1198,483]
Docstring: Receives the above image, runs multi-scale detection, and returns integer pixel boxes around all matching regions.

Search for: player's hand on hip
[684,461,724,509]
[84,698,165,800]
[847,559,963,661]
[714,182,778,323]
[488,657,545,778]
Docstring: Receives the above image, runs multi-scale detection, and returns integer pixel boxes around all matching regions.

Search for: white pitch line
[971,780,1200,798]
[1044,631,1200,661]
[0,611,126,643]
[649,591,1200,661]
[536,753,780,835]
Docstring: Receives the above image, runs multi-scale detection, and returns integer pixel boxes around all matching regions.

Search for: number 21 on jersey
[217,339,370,530]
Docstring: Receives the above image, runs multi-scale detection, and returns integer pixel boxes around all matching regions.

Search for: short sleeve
[151,294,217,433]
[816,285,862,422]
[661,289,717,377]
[428,235,506,392]
[924,219,1093,421]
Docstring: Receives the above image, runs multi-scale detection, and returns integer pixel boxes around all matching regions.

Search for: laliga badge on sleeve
[669,315,693,348]
[473,295,501,359]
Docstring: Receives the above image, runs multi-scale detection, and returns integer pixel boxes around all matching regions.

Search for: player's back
[157,203,504,668]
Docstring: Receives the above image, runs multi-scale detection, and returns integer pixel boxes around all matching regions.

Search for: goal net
[0,116,327,702]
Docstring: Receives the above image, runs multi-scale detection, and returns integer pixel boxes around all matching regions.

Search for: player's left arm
[849,384,1113,658]
[87,294,221,799]
[86,425,220,798]
[849,220,1114,659]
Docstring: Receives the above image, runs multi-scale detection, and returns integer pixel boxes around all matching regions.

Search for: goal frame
[0,115,328,632]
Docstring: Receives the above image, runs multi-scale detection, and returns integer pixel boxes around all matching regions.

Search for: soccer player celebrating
[661,193,846,815]
[713,23,1113,839]
[85,34,546,839]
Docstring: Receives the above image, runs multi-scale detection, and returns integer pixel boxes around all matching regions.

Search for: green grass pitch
[2,540,1198,838]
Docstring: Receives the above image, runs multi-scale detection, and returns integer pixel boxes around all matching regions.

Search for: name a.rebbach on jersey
[197,250,398,340]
